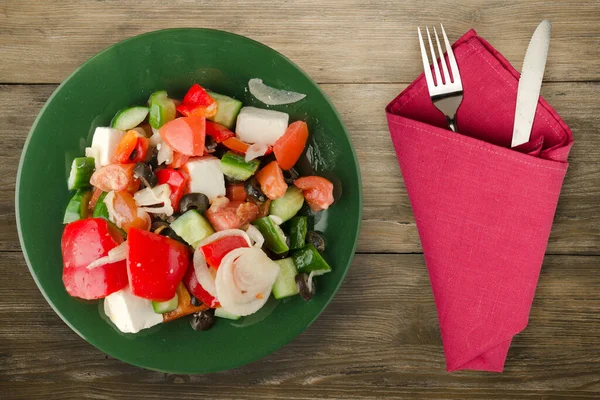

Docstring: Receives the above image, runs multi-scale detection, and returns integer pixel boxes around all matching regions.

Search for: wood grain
[0,1,599,84]
[2,83,599,254]
[2,253,599,398]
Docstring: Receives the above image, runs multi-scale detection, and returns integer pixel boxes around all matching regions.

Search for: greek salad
[61,83,336,334]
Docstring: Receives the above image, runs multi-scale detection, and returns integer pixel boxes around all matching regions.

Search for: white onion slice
[245,225,264,248]
[149,127,162,146]
[248,78,306,106]
[134,184,173,216]
[268,215,283,225]
[193,249,218,301]
[198,229,252,248]
[215,247,280,316]
[87,242,128,270]
[103,191,123,228]
[156,142,173,165]
[245,142,269,162]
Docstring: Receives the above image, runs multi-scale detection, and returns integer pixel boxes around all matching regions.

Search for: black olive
[245,179,267,202]
[296,273,316,301]
[205,136,217,153]
[225,175,245,184]
[260,153,277,166]
[190,308,215,331]
[306,231,326,253]
[148,147,159,170]
[133,162,158,188]
[151,220,169,234]
[212,145,227,160]
[282,168,300,185]
[191,296,202,307]
[179,193,209,214]
[160,227,186,244]
[264,247,289,260]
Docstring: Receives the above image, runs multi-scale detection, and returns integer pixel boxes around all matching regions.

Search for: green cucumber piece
[272,258,299,299]
[270,186,304,223]
[288,216,308,250]
[63,189,92,224]
[214,307,241,320]
[152,294,178,314]
[291,244,332,274]
[207,91,243,129]
[67,157,95,190]
[170,210,215,248]
[220,151,260,181]
[252,216,289,254]
[92,192,109,220]
[148,90,176,129]
[111,106,149,130]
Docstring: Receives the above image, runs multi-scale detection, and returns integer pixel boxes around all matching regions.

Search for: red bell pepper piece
[156,168,187,212]
[222,137,250,154]
[116,130,149,164]
[177,84,217,118]
[61,218,128,300]
[205,121,235,143]
[183,264,219,308]
[127,228,190,301]
[201,236,250,268]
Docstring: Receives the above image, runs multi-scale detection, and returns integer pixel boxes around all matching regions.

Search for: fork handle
[446,116,458,132]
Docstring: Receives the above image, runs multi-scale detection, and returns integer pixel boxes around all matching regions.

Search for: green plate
[16,29,362,373]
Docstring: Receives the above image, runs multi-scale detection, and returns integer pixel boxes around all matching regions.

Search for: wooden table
[2,1,599,398]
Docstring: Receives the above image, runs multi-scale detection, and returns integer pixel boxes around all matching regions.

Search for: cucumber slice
[170,210,215,248]
[214,307,241,320]
[92,192,109,220]
[152,293,178,314]
[287,216,308,250]
[220,151,260,181]
[252,216,289,254]
[67,157,95,190]
[111,106,149,130]
[292,244,332,274]
[63,189,92,224]
[207,91,243,129]
[270,186,304,223]
[272,258,299,299]
[148,90,176,129]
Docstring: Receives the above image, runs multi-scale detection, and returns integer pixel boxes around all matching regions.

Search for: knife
[511,20,552,148]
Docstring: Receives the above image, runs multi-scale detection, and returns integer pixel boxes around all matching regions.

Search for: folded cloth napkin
[386,29,573,372]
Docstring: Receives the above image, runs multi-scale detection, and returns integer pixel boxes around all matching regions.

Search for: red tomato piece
[182,264,219,308]
[159,116,205,156]
[127,228,190,301]
[205,121,235,143]
[222,137,250,154]
[168,151,190,169]
[226,183,247,202]
[294,176,335,212]
[201,236,250,268]
[90,164,136,192]
[273,121,309,170]
[255,161,288,200]
[61,218,127,300]
[156,169,187,212]
[205,199,260,231]
[111,191,151,233]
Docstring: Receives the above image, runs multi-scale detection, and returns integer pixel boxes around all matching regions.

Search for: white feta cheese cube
[235,107,289,145]
[184,156,226,201]
[90,127,125,166]
[103,286,163,334]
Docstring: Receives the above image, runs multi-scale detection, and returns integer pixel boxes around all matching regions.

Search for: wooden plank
[2,253,599,398]
[2,83,599,253]
[0,1,599,84]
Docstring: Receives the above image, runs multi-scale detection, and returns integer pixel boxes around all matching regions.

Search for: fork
[417,24,463,132]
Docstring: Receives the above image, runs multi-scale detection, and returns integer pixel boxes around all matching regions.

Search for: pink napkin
[386,30,573,372]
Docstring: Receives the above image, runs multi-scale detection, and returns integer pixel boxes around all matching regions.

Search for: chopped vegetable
[152,293,179,314]
[206,121,235,143]
[115,130,149,164]
[159,116,205,156]
[179,193,209,214]
[90,163,138,193]
[206,198,260,231]
[255,161,287,200]
[133,184,174,216]
[133,162,157,188]
[291,244,332,274]
[148,90,177,129]
[111,106,149,131]
[222,137,250,154]
[170,210,215,247]
[294,176,334,212]
[235,106,289,145]
[63,188,92,223]
[201,235,250,268]
[226,183,247,202]
[220,151,260,182]
[287,216,308,250]
[273,121,309,170]
[67,157,95,190]
[177,84,217,118]
[248,78,306,106]
[272,258,299,299]
[269,186,304,223]
[206,91,243,129]
[92,191,109,219]
[252,216,289,254]
[62,218,127,299]
[127,228,190,301]
[108,190,151,232]
[214,307,241,320]
[168,151,190,169]
[163,282,208,322]
[155,168,187,212]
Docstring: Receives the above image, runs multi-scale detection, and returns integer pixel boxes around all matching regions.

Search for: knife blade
[511,20,552,148]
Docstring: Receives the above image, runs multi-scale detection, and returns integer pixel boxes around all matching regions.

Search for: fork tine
[417,27,436,90]
[440,24,460,85]
[433,26,450,85]
[425,26,442,86]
